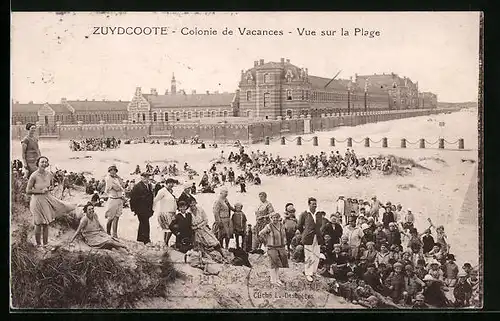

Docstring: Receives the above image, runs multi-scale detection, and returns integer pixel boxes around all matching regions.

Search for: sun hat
[423,275,434,281]
[457,271,467,277]
[108,165,118,172]
[361,223,370,230]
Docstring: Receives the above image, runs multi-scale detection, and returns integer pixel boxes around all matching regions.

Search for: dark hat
[108,165,118,172]
[26,122,36,130]
[178,200,187,208]
[446,254,456,261]
[140,172,151,177]
[165,178,177,184]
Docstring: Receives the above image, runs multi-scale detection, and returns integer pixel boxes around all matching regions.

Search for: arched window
[286,90,292,101]
[223,110,228,117]
[219,111,223,117]
[246,91,252,101]
[264,73,271,83]
[164,112,168,121]
[264,92,271,107]
[153,113,157,122]
[247,110,252,117]
[211,111,215,118]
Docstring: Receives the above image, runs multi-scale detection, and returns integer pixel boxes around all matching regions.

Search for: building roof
[144,93,235,108]
[67,100,129,112]
[49,104,72,114]
[308,76,352,91]
[12,103,43,114]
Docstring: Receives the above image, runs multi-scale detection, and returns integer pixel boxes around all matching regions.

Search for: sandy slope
[11,110,480,270]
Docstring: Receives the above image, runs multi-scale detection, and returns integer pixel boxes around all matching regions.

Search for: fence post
[297,136,302,145]
[401,138,406,148]
[458,138,464,149]
[313,136,318,146]
[382,137,388,148]
[281,136,286,145]
[438,138,445,149]
[347,137,352,147]
[330,137,335,147]
[419,139,425,149]
[364,137,370,147]
[99,120,105,138]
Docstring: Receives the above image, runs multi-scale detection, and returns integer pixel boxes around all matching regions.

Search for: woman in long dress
[253,192,275,251]
[26,156,76,247]
[189,199,223,254]
[69,203,128,251]
[21,123,41,178]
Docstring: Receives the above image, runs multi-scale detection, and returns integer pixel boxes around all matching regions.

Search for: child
[236,175,246,193]
[290,230,304,262]
[340,235,351,256]
[231,203,247,249]
[453,271,472,307]
[435,225,450,254]
[243,224,253,252]
[443,254,459,287]
[191,182,197,195]
[385,262,406,303]
[421,228,435,254]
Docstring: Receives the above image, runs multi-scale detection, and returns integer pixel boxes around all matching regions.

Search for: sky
[11,12,481,103]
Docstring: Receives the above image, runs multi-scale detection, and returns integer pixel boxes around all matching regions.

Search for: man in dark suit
[298,197,324,282]
[130,172,154,245]
[169,201,194,253]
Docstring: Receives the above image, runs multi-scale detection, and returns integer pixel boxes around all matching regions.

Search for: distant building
[419,92,438,109]
[127,73,239,123]
[11,99,129,126]
[238,58,393,119]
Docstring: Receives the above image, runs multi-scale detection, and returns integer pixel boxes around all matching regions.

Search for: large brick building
[127,73,239,123]
[11,99,129,125]
[236,58,436,119]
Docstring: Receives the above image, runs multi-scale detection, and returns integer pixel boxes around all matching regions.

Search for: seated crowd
[69,137,121,151]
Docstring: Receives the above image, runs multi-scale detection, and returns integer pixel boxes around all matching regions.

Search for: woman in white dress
[153,178,178,246]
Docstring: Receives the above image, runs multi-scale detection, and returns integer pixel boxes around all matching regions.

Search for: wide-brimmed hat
[457,271,467,277]
[423,275,434,281]
[108,165,118,172]
[446,254,456,261]
[361,223,370,230]
[140,172,151,177]
[393,262,403,268]
[165,178,177,184]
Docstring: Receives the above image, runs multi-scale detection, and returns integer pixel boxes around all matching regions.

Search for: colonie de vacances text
[92,26,382,38]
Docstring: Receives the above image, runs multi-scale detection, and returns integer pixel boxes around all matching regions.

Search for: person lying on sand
[68,202,128,253]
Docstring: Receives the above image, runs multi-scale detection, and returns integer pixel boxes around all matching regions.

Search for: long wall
[11,108,458,144]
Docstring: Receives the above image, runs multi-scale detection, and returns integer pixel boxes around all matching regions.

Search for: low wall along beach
[12,108,458,144]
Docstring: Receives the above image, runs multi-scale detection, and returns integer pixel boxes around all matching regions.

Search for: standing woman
[26,156,76,247]
[153,178,178,246]
[21,123,41,178]
[259,212,289,286]
[252,192,275,251]
[213,188,234,249]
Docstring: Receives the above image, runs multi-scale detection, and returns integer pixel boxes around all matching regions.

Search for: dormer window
[287,90,292,101]
[285,70,293,82]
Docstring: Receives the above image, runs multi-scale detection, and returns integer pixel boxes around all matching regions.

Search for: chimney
[61,97,67,103]
[280,58,285,64]
[192,90,196,94]
[150,88,158,95]
[259,59,264,65]
[254,61,258,67]
[286,59,290,63]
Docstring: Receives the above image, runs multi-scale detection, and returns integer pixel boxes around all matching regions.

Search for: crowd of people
[225,149,399,179]
[69,137,121,151]
[15,122,480,309]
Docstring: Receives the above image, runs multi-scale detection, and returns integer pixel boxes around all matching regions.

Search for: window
[164,112,168,121]
[200,111,204,118]
[218,111,223,117]
[246,91,252,101]
[246,110,252,117]
[264,92,271,107]
[183,111,188,119]
[286,110,292,118]
[264,73,271,83]
[211,111,215,117]
[301,90,305,100]
[175,112,180,121]
[305,91,309,101]
[223,110,228,117]
[142,113,146,122]
[153,113,157,122]
[194,111,199,118]
[286,90,292,101]
[188,111,192,119]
